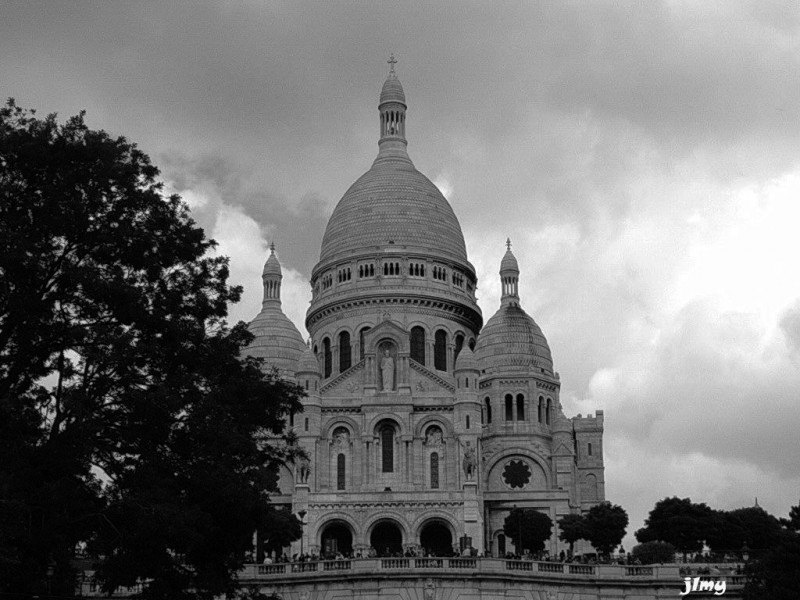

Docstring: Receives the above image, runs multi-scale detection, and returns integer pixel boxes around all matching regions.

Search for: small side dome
[244,245,306,377]
[454,345,479,372]
[298,345,321,375]
[475,304,554,375]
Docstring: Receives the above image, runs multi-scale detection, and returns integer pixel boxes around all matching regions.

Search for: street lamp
[513,505,522,555]
[741,543,750,562]
[298,510,308,558]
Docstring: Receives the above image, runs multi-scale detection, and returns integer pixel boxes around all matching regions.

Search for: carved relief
[332,427,350,448]
[424,425,443,447]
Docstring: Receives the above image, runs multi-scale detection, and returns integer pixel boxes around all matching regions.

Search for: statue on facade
[297,457,311,484]
[425,426,443,446]
[381,348,395,390]
[462,443,477,481]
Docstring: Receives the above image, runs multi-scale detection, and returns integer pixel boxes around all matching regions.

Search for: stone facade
[246,62,605,561]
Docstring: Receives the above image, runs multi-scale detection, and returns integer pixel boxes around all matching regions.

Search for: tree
[780,501,800,532]
[557,513,586,556]
[0,100,303,599]
[743,529,800,600]
[635,497,715,561]
[503,508,553,555]
[583,502,628,557]
[631,541,676,565]
[707,506,782,558]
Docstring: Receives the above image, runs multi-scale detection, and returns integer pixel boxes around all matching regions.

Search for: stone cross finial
[388,53,397,74]
[269,241,276,255]
[506,238,512,251]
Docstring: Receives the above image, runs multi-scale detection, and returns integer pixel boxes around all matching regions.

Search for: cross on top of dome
[387,53,397,76]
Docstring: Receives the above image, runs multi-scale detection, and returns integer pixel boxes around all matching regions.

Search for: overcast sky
[4,1,800,549]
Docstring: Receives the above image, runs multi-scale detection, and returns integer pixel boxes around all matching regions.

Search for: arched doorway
[370,521,403,557]
[419,521,453,557]
[320,522,353,558]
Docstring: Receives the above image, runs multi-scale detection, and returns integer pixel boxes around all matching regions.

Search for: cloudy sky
[4,1,800,549]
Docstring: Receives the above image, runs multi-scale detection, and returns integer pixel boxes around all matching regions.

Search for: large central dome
[317,63,468,267]
[319,159,468,265]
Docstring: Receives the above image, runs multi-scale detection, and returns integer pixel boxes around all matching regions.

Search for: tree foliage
[0,100,303,599]
[635,497,714,560]
[706,506,782,557]
[503,508,553,555]
[557,513,586,555]
[631,541,676,565]
[743,529,800,600]
[583,502,628,557]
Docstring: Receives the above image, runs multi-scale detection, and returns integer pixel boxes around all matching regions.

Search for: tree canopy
[631,541,676,565]
[557,513,586,555]
[635,497,714,560]
[0,100,303,599]
[503,508,552,555]
[583,502,628,557]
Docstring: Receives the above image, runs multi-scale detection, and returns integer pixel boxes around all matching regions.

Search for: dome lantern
[500,238,520,305]
[261,242,283,305]
[376,54,410,164]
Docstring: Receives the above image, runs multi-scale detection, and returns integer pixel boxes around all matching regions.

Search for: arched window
[304,417,309,431]
[434,330,447,371]
[485,397,492,424]
[337,454,346,490]
[516,394,525,421]
[466,415,471,429]
[538,396,544,423]
[454,334,464,363]
[323,338,332,378]
[588,443,593,456]
[410,326,425,365]
[339,331,351,372]
[381,426,394,473]
[505,394,513,421]
[546,398,552,425]
[359,326,371,361]
[498,534,506,556]
[430,453,439,489]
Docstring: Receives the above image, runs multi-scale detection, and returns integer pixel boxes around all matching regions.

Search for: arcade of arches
[317,520,456,558]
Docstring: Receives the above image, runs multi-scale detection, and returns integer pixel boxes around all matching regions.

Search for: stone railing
[240,558,692,581]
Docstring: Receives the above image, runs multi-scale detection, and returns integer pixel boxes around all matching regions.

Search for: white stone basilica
[245,60,605,561]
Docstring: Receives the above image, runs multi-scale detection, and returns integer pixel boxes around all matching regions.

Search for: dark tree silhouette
[707,506,782,558]
[635,497,715,561]
[0,100,302,600]
[557,513,586,556]
[583,502,628,557]
[503,508,553,554]
[631,541,676,564]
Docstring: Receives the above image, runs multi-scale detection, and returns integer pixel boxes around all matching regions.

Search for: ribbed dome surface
[262,251,281,276]
[454,345,478,372]
[298,345,320,374]
[319,160,468,264]
[246,305,306,376]
[500,249,519,272]
[475,304,553,375]
[380,75,406,105]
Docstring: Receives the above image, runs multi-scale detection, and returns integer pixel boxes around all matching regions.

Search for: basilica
[245,60,605,561]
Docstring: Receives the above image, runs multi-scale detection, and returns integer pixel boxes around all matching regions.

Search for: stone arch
[314,512,362,548]
[483,447,552,489]
[319,518,355,557]
[365,413,406,437]
[364,513,411,553]
[410,510,460,540]
[583,472,599,502]
[418,518,456,557]
[320,416,360,440]
[413,414,454,438]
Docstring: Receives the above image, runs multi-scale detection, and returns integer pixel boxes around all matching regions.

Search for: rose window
[502,460,531,489]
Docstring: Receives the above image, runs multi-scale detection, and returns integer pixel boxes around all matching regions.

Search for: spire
[262,242,283,305]
[500,238,520,304]
[388,53,397,76]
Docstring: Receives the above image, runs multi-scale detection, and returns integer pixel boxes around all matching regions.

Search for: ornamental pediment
[409,360,455,393]
[320,360,365,395]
